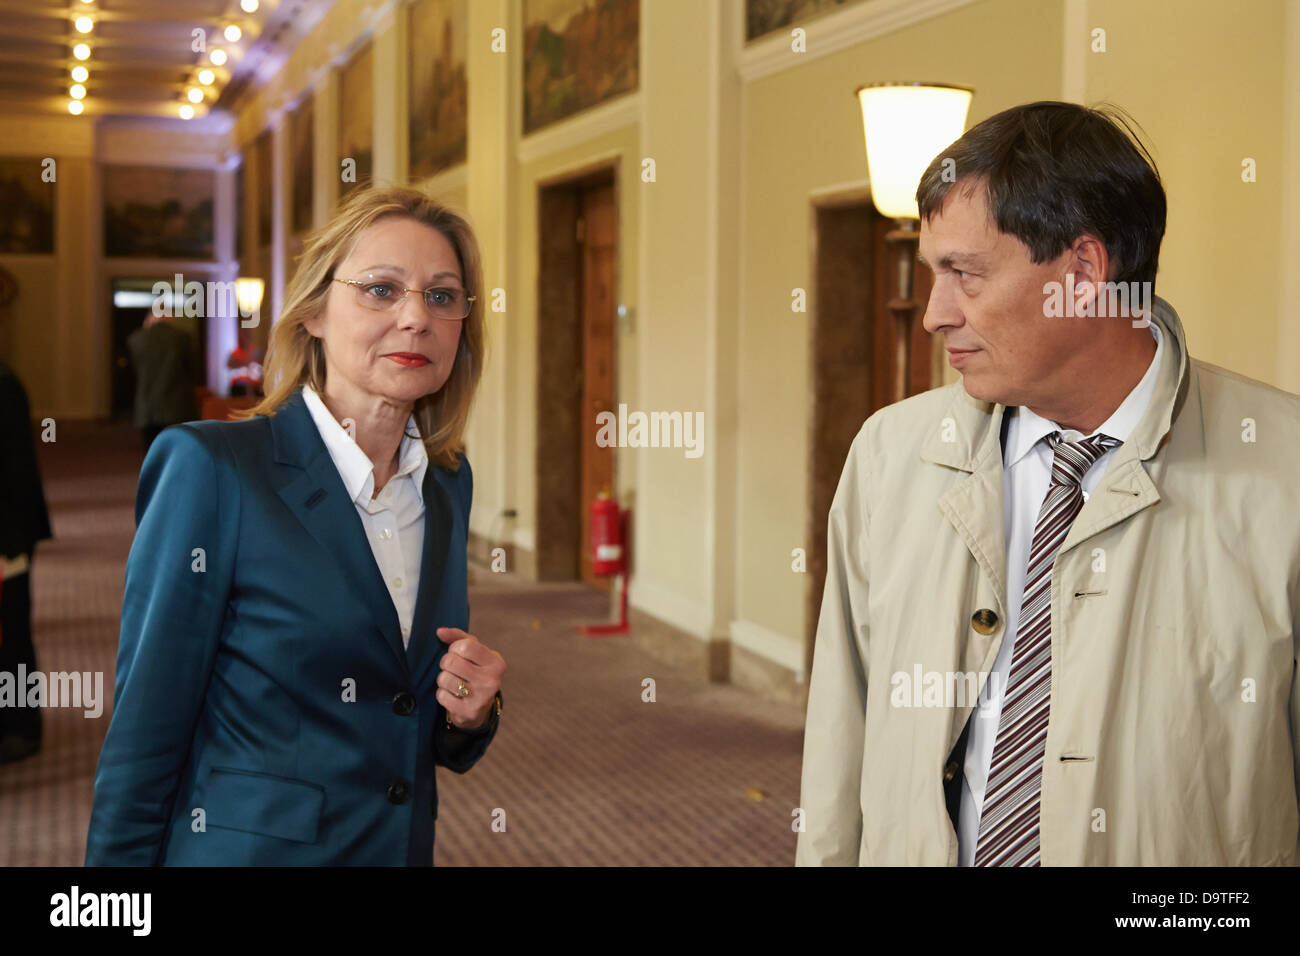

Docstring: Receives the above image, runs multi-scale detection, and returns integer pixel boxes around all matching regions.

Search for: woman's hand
[435,627,506,730]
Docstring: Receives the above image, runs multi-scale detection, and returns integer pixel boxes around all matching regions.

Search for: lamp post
[855,82,972,403]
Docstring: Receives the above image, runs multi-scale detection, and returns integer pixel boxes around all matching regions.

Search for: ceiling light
[74,16,94,33]
[71,65,88,82]
[187,87,204,103]
[70,84,86,99]
[69,100,84,115]
[210,48,228,66]
[198,69,215,85]
[73,43,91,60]
[240,0,259,11]
[179,104,195,120]
[224,25,242,43]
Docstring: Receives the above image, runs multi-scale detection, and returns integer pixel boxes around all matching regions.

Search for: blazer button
[392,691,416,716]
[387,780,410,804]
[944,761,959,783]
[971,608,999,635]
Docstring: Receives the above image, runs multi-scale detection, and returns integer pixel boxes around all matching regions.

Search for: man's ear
[1068,234,1111,315]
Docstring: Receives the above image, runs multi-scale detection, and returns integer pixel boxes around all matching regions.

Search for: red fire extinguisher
[579,489,629,636]
[589,490,625,576]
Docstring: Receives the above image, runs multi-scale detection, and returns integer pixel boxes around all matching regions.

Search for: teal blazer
[85,386,496,865]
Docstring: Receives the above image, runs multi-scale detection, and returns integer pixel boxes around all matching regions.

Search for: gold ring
[456,678,470,698]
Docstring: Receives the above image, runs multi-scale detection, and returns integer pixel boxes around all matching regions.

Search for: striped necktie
[973,430,1121,867]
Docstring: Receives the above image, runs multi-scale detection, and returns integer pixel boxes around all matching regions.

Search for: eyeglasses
[333,277,475,320]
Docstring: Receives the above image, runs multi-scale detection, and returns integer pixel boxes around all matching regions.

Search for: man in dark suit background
[126,314,199,451]
[0,359,52,763]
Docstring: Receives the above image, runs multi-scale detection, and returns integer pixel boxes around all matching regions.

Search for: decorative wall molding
[735,0,980,83]
[628,575,712,640]
[516,93,640,166]
[730,618,804,679]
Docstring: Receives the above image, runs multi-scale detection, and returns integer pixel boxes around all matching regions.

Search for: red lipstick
[386,353,430,368]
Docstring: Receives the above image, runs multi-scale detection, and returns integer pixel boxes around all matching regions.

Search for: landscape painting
[523,0,638,135]
[290,99,314,235]
[338,42,374,198]
[745,0,870,42]
[408,0,468,180]
[103,165,214,260]
[0,158,54,255]
[255,129,272,249]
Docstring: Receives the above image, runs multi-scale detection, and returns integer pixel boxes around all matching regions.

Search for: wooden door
[577,183,617,590]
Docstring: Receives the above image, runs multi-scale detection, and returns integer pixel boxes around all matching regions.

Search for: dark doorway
[535,166,619,587]
[110,278,206,422]
[805,199,936,677]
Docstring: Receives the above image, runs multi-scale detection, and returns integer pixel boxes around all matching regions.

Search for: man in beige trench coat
[797,101,1300,866]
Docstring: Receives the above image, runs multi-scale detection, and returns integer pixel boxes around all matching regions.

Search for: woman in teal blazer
[86,186,505,865]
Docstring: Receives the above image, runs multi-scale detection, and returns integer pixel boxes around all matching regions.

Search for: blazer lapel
[406,466,453,690]
[270,388,410,675]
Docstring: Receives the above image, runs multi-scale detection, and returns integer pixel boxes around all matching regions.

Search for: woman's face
[306,215,466,409]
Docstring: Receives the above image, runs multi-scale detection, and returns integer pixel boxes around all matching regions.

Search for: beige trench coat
[797,296,1300,865]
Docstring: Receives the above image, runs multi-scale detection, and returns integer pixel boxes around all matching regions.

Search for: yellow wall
[1087,0,1288,386]
[737,0,1064,659]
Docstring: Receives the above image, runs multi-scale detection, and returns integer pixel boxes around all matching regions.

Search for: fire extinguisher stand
[578,494,630,637]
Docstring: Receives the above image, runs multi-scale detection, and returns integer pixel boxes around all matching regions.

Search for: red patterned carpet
[1,421,805,866]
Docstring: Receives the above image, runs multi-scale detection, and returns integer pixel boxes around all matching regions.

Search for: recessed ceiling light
[69,100,84,115]
[241,0,259,11]
[179,104,195,119]
[73,43,91,60]
[187,87,204,103]
[224,25,242,43]
[70,84,86,99]
[198,69,215,85]
[74,16,94,33]
[210,48,228,66]
[71,66,89,82]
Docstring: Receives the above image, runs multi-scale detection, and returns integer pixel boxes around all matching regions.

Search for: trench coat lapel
[1059,297,1192,552]
[922,390,1011,622]
[406,466,453,690]
[919,295,1193,604]
[270,388,409,675]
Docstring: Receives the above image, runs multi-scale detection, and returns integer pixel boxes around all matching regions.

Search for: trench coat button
[944,761,959,783]
[387,780,410,804]
[971,608,999,635]
[392,691,416,716]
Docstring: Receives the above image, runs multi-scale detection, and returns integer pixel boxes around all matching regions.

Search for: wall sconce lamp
[856,81,972,402]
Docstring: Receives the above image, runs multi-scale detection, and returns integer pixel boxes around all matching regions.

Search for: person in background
[126,313,199,452]
[0,358,52,763]
[226,326,264,397]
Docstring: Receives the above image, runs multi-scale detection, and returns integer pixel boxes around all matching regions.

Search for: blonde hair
[237,185,485,472]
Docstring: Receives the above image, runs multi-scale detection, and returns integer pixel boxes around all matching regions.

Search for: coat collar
[269,386,453,685]
[920,294,1191,472]
[918,296,1194,615]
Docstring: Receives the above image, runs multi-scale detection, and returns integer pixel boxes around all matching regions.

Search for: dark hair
[916,101,1166,287]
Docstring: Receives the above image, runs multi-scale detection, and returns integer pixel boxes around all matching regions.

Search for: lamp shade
[856,83,973,220]
[236,277,265,317]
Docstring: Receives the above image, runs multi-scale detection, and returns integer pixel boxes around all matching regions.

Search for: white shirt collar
[300,384,428,504]
[1005,320,1163,468]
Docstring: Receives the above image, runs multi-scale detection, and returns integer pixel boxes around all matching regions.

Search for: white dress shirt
[301,385,428,650]
[957,320,1163,865]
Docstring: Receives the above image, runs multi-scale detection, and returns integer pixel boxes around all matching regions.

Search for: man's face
[918,181,1078,407]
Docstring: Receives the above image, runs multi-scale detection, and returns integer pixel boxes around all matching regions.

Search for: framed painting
[290,99,314,235]
[103,165,215,260]
[254,129,272,249]
[408,0,468,180]
[745,0,870,42]
[523,0,638,135]
[338,42,374,198]
[0,158,55,255]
